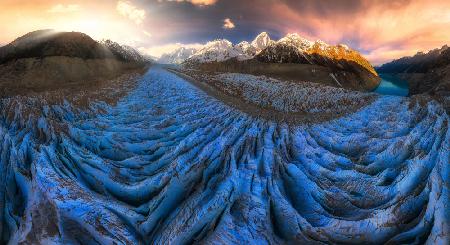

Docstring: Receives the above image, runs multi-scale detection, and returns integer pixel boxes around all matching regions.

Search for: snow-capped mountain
[101,39,149,63]
[184,33,275,64]
[251,32,273,51]
[278,33,313,51]
[158,47,199,64]
[186,39,241,63]
[159,32,274,64]
[160,31,375,76]
[257,33,377,76]
[234,41,257,58]
[180,32,379,90]
[256,33,314,64]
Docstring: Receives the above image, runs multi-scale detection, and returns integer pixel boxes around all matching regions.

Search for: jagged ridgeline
[0,30,148,63]
[160,32,380,91]
[376,45,450,96]
[256,34,377,76]
[0,30,149,97]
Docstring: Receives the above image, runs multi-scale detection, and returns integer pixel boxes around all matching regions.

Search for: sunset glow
[0,0,149,46]
[1,0,449,64]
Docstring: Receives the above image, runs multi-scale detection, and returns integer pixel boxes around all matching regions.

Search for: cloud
[263,0,450,64]
[143,31,152,37]
[364,47,417,66]
[160,0,218,6]
[189,0,217,5]
[123,0,450,64]
[117,1,146,25]
[223,18,235,29]
[3,0,449,65]
[47,4,80,13]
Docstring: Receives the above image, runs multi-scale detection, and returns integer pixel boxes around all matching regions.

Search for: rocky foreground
[0,67,448,244]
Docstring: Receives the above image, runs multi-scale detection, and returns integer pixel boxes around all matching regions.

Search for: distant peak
[255,32,269,38]
[280,33,308,42]
[251,32,272,51]
[205,39,232,45]
[236,41,250,46]
[314,40,328,46]
[284,33,304,39]
[278,33,313,50]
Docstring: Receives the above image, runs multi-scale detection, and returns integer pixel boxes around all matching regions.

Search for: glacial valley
[0,67,448,244]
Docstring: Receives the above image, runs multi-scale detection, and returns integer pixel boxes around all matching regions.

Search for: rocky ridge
[256,33,378,77]
[168,32,376,78]
[159,32,273,64]
[0,30,149,97]
[377,45,450,96]
[170,32,380,91]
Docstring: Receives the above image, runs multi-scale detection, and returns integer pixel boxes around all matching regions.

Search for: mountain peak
[279,33,313,50]
[203,39,233,49]
[186,39,239,63]
[251,32,272,51]
[256,33,378,76]
[158,46,199,64]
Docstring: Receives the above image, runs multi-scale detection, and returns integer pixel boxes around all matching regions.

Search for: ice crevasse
[0,67,448,244]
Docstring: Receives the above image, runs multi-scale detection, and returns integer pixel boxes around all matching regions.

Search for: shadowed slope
[377,45,450,97]
[0,30,149,98]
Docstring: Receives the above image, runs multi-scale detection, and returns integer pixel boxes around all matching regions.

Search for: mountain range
[256,33,377,76]
[377,45,450,98]
[158,32,273,64]
[158,32,375,76]
[162,32,380,91]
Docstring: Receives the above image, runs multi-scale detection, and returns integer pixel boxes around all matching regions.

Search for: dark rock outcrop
[0,30,111,62]
[0,30,149,97]
[254,36,380,91]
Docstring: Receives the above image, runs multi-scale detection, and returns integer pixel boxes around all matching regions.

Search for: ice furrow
[0,66,448,244]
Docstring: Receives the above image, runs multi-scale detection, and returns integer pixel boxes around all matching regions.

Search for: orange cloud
[223,18,235,29]
[1,0,448,65]
[0,0,150,47]
[190,0,217,5]
[116,1,146,25]
[160,0,217,6]
[269,0,450,64]
[47,4,81,13]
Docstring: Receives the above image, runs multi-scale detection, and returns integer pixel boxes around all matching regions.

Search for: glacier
[0,67,448,244]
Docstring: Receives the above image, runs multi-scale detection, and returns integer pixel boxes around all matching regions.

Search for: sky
[1,0,449,65]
